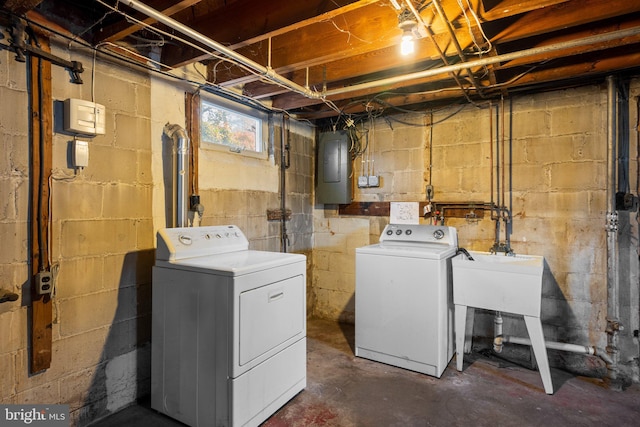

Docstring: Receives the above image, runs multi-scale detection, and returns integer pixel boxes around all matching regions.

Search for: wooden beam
[186,91,200,197]
[161,0,363,67]
[0,0,43,15]
[497,19,640,70]
[338,201,487,218]
[97,0,203,43]
[29,32,53,374]
[479,0,572,21]
[490,0,640,44]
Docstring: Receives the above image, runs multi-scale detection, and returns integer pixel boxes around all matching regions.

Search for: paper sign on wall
[390,202,419,224]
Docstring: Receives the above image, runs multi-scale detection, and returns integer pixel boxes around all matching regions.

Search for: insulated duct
[164,123,190,228]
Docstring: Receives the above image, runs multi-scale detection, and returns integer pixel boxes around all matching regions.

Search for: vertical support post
[29,34,53,374]
[186,92,200,200]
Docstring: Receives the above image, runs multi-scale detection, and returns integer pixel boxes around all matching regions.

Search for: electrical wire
[93,0,343,115]
[456,0,492,55]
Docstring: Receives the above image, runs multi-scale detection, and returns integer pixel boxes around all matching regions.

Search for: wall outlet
[36,271,53,295]
[426,184,434,200]
[357,176,369,188]
[368,175,379,187]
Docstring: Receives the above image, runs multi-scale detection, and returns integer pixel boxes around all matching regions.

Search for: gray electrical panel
[317,130,352,204]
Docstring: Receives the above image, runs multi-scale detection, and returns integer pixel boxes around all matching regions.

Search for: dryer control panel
[379,224,458,248]
[156,225,249,261]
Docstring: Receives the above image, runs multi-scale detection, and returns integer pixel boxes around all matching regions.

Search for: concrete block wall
[311,83,639,380]
[198,121,314,254]
[0,41,154,425]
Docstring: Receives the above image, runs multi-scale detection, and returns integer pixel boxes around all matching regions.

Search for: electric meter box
[64,98,106,136]
[316,130,352,204]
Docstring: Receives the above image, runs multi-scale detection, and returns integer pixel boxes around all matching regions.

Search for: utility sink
[452,251,553,394]
[452,251,544,316]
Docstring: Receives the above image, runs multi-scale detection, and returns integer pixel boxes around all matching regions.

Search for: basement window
[200,94,267,157]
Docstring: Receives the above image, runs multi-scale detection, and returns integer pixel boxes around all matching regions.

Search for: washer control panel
[156,225,249,261]
[379,224,458,247]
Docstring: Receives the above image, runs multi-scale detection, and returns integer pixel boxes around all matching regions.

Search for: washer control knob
[178,235,192,245]
[386,229,394,236]
[396,229,402,235]
[433,229,445,240]
[405,229,412,235]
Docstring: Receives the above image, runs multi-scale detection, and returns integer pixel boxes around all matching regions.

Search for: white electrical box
[36,271,53,295]
[64,98,106,136]
[73,140,89,168]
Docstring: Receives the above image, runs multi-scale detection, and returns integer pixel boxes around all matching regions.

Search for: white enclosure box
[64,98,106,136]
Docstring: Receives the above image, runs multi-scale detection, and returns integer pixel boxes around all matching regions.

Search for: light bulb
[400,33,414,55]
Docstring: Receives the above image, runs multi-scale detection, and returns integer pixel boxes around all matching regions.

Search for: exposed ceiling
[2,0,640,124]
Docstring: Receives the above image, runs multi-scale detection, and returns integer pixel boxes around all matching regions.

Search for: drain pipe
[605,75,622,383]
[164,123,190,228]
[502,335,613,365]
[493,312,504,353]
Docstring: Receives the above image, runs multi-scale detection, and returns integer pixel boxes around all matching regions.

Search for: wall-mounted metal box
[316,130,352,204]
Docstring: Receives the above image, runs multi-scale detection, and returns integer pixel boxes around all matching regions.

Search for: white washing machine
[152,225,306,427]
[355,223,458,378]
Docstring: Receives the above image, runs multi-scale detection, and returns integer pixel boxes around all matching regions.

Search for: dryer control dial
[433,229,445,240]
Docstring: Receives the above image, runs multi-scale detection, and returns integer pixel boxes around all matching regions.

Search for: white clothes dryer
[355,223,458,378]
[152,225,306,427]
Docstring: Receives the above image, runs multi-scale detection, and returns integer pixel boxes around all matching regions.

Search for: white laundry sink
[452,250,553,394]
[452,251,544,317]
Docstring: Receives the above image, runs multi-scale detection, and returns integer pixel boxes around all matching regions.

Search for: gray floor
[90,317,640,426]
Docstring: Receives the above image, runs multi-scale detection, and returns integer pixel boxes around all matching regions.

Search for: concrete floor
[90,317,640,427]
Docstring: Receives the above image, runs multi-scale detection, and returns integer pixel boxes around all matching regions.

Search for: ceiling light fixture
[398,8,418,56]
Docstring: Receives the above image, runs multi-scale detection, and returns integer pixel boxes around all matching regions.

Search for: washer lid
[155,249,306,276]
[356,243,457,260]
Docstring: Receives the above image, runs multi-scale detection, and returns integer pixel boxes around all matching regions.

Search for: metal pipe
[501,95,506,220]
[280,115,290,253]
[120,0,316,98]
[489,101,494,209]
[605,75,621,379]
[493,312,503,353]
[119,0,640,101]
[164,123,190,228]
[431,0,485,96]
[403,0,474,104]
[502,335,613,366]
[322,26,640,97]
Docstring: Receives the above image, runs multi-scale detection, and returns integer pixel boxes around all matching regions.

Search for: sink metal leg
[524,315,554,394]
[464,307,474,353]
[455,304,467,371]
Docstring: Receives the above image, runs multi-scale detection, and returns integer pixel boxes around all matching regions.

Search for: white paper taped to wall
[390,202,419,224]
